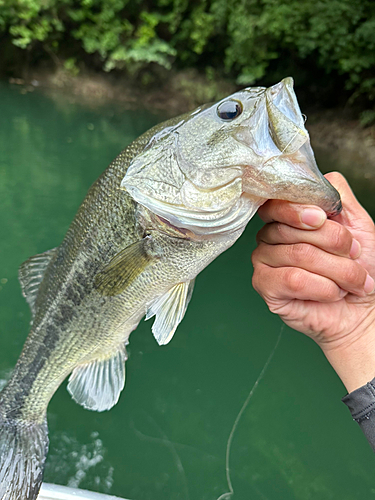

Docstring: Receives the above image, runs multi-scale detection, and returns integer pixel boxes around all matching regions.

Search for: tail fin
[0,412,48,500]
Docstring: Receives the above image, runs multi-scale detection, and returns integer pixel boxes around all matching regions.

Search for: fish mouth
[242,77,342,215]
[326,198,342,217]
[266,77,309,155]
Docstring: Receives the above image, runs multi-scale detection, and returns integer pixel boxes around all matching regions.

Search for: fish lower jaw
[326,198,342,217]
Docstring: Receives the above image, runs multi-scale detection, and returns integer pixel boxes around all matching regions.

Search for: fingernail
[364,274,375,294]
[350,239,361,259]
[301,208,326,228]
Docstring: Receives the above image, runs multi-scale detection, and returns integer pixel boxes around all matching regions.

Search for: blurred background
[1,0,375,117]
[0,1,375,499]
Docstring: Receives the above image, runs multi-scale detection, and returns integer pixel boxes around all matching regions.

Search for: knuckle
[285,267,306,294]
[251,273,260,292]
[251,270,264,295]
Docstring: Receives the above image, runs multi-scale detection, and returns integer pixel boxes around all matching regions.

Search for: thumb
[325,172,373,232]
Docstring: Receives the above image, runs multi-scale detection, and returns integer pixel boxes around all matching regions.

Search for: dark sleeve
[342,377,375,451]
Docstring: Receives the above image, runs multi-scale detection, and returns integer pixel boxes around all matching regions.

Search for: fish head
[122,77,341,236]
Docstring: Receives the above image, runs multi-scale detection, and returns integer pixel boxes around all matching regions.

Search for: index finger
[257,199,327,230]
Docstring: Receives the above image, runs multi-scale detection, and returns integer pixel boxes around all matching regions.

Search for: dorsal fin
[18,248,57,318]
[67,346,127,412]
[146,280,195,345]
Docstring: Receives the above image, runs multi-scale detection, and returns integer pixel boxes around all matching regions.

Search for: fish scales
[0,78,341,500]
[1,115,188,411]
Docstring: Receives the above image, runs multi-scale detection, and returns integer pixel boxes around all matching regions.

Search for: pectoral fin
[67,346,127,412]
[18,248,57,319]
[94,238,155,296]
[146,280,195,345]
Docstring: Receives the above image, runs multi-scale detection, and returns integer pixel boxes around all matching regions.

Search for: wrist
[321,312,375,393]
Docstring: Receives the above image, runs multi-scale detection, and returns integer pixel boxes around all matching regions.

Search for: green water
[0,82,374,500]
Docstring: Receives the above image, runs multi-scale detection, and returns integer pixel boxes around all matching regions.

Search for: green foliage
[360,110,375,127]
[2,0,63,49]
[219,0,375,99]
[63,57,79,76]
[0,0,374,108]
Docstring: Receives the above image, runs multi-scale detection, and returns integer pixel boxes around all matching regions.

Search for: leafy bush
[220,0,375,100]
[0,0,374,108]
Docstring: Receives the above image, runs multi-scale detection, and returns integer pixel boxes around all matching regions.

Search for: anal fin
[67,346,127,412]
[146,280,195,345]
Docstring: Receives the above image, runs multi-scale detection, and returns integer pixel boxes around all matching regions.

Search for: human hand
[251,172,375,392]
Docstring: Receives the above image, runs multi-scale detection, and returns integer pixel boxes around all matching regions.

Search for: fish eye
[217,99,243,121]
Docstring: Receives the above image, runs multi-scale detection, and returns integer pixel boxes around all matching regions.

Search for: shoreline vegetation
[1,0,374,113]
[6,66,375,179]
[1,0,374,175]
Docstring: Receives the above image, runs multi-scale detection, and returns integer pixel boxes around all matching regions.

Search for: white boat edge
[39,483,131,500]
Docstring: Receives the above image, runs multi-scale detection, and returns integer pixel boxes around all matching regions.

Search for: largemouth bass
[0,78,341,500]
